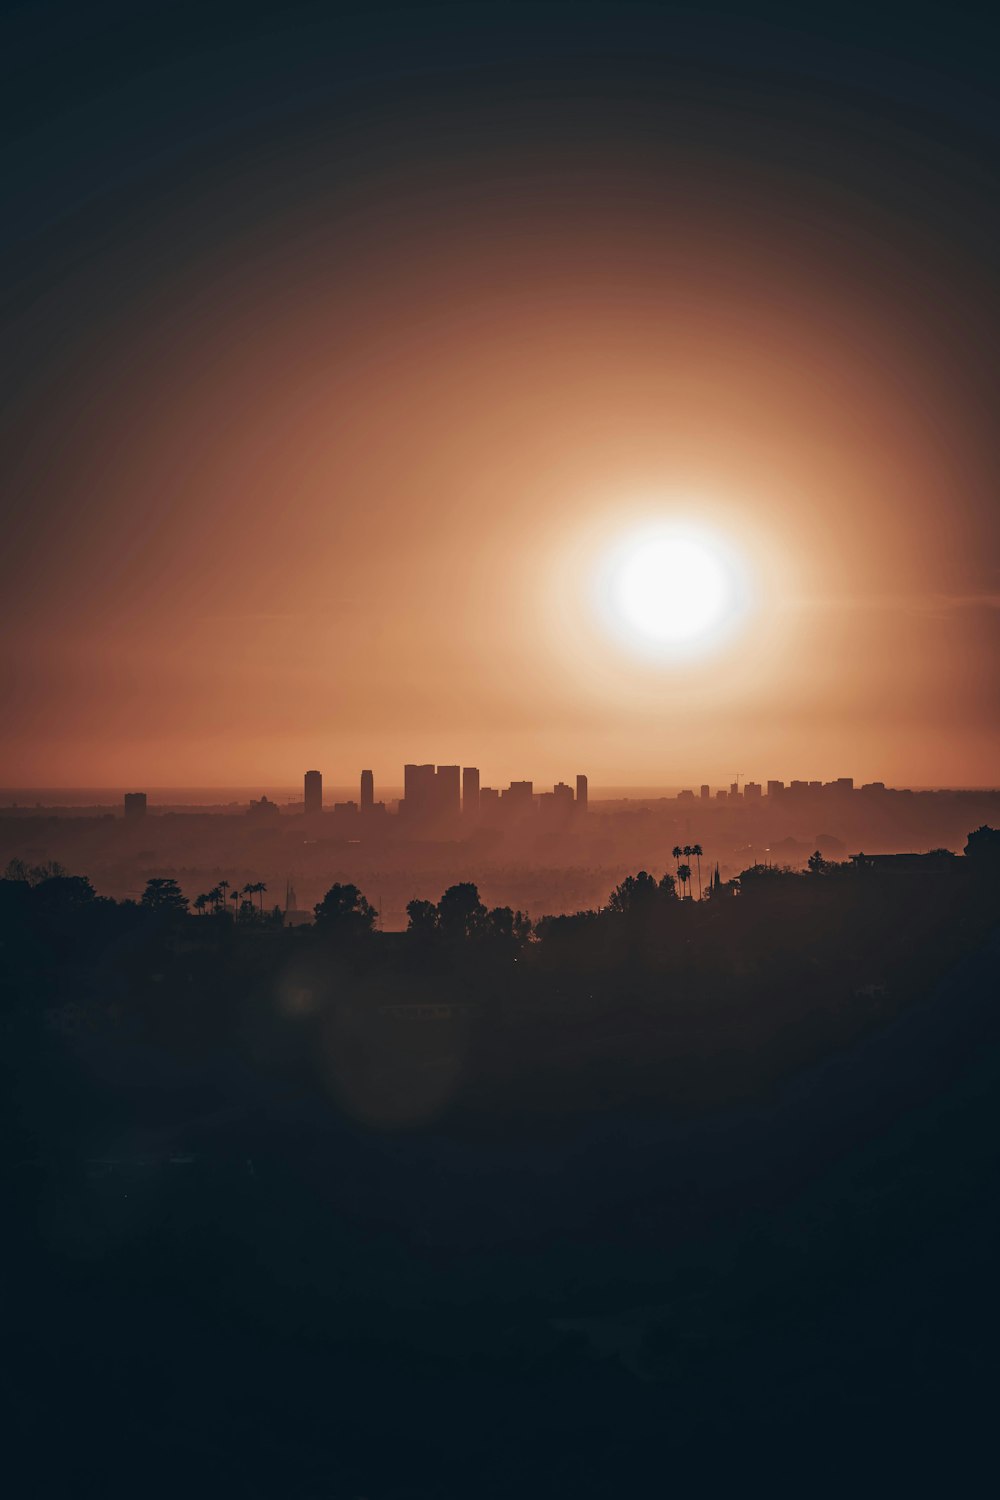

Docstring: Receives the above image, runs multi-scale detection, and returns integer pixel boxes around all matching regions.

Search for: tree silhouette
[691,844,704,899]
[606,871,677,923]
[965,825,1000,867]
[512,909,533,946]
[5,858,68,885]
[438,882,486,941]
[480,906,534,949]
[607,871,659,917]
[193,892,209,916]
[314,883,377,939]
[406,898,439,938]
[30,874,96,917]
[677,863,692,899]
[671,845,683,878]
[140,878,188,915]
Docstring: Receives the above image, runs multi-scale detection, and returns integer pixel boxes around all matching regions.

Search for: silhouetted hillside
[4,838,999,1495]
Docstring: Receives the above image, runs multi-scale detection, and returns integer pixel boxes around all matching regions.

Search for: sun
[599,523,749,655]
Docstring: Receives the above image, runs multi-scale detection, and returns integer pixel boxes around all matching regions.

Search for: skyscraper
[479,786,500,820]
[462,766,480,816]
[403,763,436,817]
[503,780,534,816]
[360,769,374,811]
[576,774,588,812]
[435,765,461,819]
[304,770,323,818]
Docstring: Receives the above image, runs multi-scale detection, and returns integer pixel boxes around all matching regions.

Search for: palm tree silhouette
[691,844,703,899]
[230,887,240,920]
[677,862,692,899]
[218,880,230,913]
[193,892,209,916]
[672,845,682,879]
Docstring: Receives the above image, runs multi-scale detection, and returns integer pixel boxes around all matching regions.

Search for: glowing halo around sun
[597,522,753,658]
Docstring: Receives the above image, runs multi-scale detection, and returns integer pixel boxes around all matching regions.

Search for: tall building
[744,781,762,800]
[502,780,534,816]
[767,780,784,798]
[124,791,146,820]
[403,763,436,817]
[304,770,322,818]
[462,766,480,816]
[539,782,575,827]
[730,781,741,799]
[435,765,461,818]
[576,774,588,812]
[400,763,460,822]
[479,786,500,821]
[360,769,374,811]
[700,784,711,800]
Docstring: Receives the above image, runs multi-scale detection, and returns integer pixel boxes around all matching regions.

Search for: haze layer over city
[4,765,997,929]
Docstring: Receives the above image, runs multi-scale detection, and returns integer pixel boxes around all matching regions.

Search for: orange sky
[3,14,998,788]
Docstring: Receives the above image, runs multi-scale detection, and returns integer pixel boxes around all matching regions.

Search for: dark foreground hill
[3,852,999,1496]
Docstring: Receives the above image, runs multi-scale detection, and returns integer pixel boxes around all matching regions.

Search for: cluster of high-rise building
[301,767,386,832]
[299,765,589,834]
[119,772,899,829]
[675,776,874,803]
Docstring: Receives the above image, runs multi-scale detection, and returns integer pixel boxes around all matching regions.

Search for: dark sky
[3,2,998,786]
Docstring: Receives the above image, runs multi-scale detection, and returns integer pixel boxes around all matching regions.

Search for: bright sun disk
[600,524,746,654]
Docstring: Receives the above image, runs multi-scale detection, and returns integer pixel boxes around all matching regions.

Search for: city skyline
[104,766,993,820]
[6,767,998,807]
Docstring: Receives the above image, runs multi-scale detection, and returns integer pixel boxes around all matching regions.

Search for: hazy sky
[3,2,998,787]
